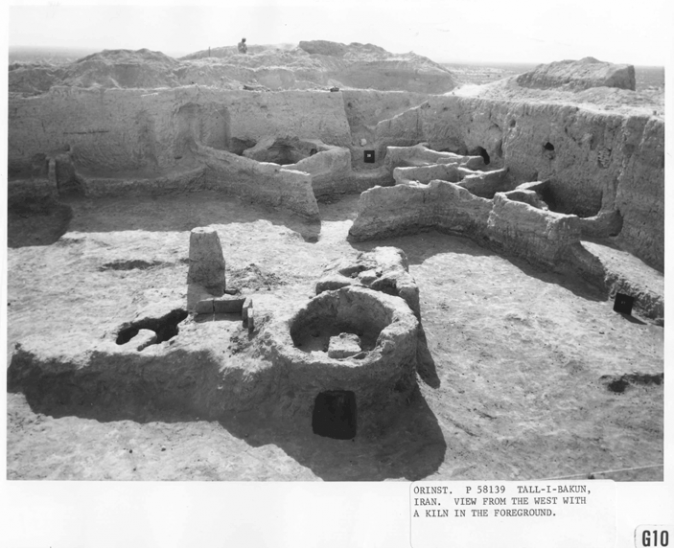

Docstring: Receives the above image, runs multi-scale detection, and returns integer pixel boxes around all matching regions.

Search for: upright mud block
[247,308,255,333]
[187,227,226,296]
[242,297,253,325]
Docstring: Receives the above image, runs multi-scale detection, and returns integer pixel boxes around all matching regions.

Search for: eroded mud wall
[349,181,493,241]
[340,90,429,139]
[193,144,320,222]
[375,97,664,271]
[330,61,456,94]
[9,87,352,176]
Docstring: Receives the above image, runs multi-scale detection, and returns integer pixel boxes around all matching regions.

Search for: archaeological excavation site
[6,42,664,481]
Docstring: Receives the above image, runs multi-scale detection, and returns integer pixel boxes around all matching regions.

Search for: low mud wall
[285,143,353,199]
[8,87,352,176]
[8,86,663,271]
[194,145,320,221]
[340,90,429,140]
[350,183,607,285]
[8,283,421,437]
[350,181,493,241]
[486,193,583,268]
[375,97,664,271]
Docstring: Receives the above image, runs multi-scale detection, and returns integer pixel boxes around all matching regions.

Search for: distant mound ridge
[515,57,636,91]
[9,48,183,93]
[182,40,457,93]
[68,48,181,88]
[76,48,179,66]
[299,40,350,56]
[9,42,457,95]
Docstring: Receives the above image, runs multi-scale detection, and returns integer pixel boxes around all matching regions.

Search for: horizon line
[7,44,666,68]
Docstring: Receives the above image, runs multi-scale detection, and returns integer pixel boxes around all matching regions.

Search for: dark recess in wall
[472,146,490,165]
[116,309,189,347]
[543,142,556,161]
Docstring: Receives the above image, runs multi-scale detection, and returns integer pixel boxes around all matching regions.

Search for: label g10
[640,529,669,547]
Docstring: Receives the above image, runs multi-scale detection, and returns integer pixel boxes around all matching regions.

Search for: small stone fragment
[134,329,157,351]
[213,296,246,314]
[327,332,362,359]
[357,269,379,284]
[315,275,351,294]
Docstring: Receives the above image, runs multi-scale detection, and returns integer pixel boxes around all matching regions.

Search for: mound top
[299,40,349,57]
[299,40,393,59]
[515,57,636,91]
[8,41,457,95]
[75,48,180,67]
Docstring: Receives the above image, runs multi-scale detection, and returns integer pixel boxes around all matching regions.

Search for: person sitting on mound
[237,38,248,54]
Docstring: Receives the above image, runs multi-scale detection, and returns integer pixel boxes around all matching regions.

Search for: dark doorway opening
[613,293,635,315]
[364,150,375,163]
[472,146,490,165]
[312,390,357,439]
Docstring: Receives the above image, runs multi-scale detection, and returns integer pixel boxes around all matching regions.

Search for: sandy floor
[6,191,664,481]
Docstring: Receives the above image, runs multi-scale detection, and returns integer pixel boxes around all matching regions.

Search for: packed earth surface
[6,192,663,481]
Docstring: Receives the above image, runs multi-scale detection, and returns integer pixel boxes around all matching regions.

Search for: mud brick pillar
[187,227,226,296]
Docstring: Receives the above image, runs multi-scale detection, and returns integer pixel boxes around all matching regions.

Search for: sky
[6,0,673,66]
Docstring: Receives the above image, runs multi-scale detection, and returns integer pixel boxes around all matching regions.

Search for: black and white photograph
[2,0,671,546]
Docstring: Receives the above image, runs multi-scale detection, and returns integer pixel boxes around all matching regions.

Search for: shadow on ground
[501,251,607,303]
[9,189,371,247]
[348,229,491,265]
[55,192,323,242]
[417,325,440,388]
[617,312,647,325]
[216,387,447,481]
[349,229,606,303]
[9,349,446,481]
[8,196,73,248]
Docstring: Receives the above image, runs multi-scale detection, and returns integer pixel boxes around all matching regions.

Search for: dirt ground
[6,191,664,481]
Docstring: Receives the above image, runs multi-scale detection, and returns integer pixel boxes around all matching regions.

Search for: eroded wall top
[9,87,352,175]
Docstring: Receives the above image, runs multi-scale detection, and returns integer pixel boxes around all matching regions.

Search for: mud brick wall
[9,87,352,175]
[375,97,664,270]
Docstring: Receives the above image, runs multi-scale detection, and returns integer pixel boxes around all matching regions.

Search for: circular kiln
[261,285,419,438]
